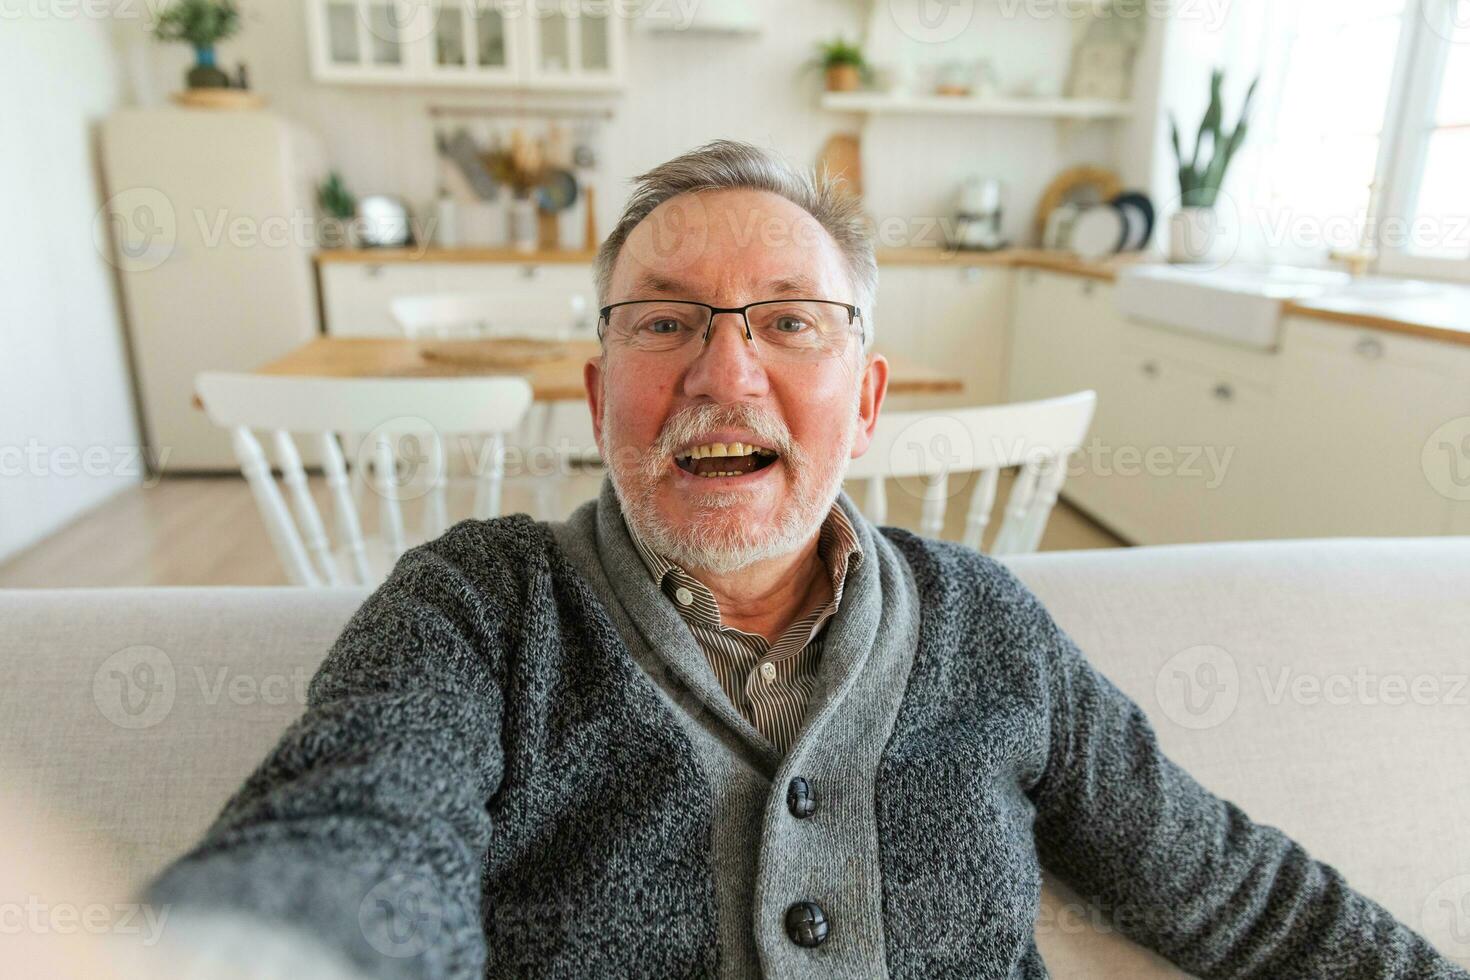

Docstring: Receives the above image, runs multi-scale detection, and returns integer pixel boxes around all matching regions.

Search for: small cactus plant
[1170,68,1259,209]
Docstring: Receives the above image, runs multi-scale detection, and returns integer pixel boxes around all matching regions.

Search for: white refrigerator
[101,108,325,470]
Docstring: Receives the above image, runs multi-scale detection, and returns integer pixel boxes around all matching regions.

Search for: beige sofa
[2,537,1468,976]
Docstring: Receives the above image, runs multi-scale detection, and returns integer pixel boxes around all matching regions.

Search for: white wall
[115,0,1131,249]
[0,18,142,564]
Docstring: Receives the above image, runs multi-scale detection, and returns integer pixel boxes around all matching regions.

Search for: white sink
[1116,264,1352,350]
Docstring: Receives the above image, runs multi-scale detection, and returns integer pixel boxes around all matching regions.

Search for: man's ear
[849,353,889,460]
[583,356,605,448]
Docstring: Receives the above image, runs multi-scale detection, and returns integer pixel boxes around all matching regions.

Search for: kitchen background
[4,0,1470,584]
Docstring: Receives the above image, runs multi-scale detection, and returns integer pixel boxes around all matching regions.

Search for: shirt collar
[628,503,864,618]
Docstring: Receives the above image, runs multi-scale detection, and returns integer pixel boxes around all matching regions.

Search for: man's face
[585,188,888,573]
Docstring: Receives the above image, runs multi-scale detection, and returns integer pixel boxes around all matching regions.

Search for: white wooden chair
[391,288,600,519]
[846,391,1097,554]
[196,372,533,587]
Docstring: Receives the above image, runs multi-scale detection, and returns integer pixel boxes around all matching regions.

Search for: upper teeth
[677,442,777,460]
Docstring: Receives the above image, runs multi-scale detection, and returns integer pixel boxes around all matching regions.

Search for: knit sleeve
[1021,580,1466,979]
[141,544,504,980]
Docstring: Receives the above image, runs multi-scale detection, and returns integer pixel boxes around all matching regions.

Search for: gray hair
[593,140,878,344]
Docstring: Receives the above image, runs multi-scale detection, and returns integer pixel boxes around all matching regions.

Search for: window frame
[1375,0,1470,280]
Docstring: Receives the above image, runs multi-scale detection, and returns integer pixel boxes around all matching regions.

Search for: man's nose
[681,312,770,402]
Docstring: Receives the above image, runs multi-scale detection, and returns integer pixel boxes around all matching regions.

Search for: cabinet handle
[1140,359,1160,378]
[1213,382,1235,402]
[365,264,384,279]
[520,264,542,280]
[1081,279,1096,296]
[1025,268,1038,284]
[1354,336,1385,360]
[961,266,983,283]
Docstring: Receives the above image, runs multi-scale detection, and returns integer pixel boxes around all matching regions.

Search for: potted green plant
[1168,68,1258,263]
[317,172,357,250]
[153,0,242,90]
[809,37,868,93]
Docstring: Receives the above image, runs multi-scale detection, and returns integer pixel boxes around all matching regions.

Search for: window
[1205,0,1470,278]
[1234,0,1407,266]
[1376,0,1470,276]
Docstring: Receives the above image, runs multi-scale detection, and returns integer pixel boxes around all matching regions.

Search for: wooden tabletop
[247,337,964,402]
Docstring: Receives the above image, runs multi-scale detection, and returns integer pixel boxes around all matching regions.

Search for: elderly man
[147,142,1465,979]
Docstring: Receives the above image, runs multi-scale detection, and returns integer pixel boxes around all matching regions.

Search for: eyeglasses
[597,299,865,363]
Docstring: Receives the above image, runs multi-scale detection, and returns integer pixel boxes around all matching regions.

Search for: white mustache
[652,403,806,469]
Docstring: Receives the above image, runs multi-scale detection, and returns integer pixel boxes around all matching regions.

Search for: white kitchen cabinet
[1072,323,1277,544]
[1007,268,1470,543]
[319,260,597,337]
[1260,318,1470,538]
[319,262,437,336]
[1007,269,1118,403]
[306,0,625,90]
[875,264,1011,411]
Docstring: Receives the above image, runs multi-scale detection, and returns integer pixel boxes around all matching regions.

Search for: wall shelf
[820,91,1134,120]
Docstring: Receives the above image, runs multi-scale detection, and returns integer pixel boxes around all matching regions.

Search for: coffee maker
[952,176,1007,251]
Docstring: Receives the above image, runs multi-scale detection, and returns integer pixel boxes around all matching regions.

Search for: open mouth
[674,441,780,479]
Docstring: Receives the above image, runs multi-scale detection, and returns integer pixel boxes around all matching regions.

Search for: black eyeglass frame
[596,298,866,348]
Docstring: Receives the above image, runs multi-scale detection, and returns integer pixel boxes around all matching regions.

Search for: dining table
[231,337,966,402]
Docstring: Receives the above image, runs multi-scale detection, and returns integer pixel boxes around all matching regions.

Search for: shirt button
[674,586,694,606]
[759,661,777,682]
[784,901,830,948]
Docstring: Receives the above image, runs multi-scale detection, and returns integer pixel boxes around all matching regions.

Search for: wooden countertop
[1283,288,1470,348]
[313,247,1470,348]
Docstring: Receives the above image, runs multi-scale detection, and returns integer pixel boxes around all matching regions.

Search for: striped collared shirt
[629,506,862,754]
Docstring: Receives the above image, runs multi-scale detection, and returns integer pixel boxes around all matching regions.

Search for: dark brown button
[786,776,816,819]
[784,901,829,947]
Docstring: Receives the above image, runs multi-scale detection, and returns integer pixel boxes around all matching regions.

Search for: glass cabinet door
[471,1,513,74]
[316,0,411,74]
[526,0,620,85]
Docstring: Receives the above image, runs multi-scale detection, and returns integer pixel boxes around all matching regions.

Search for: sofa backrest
[2,537,1467,975]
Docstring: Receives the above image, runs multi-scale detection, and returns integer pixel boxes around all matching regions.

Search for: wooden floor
[0,469,1125,588]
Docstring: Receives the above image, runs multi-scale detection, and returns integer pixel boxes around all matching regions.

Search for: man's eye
[773,316,809,333]
[646,318,683,334]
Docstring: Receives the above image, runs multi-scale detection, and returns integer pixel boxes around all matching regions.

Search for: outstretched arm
[143,547,503,980]
[1021,577,1466,979]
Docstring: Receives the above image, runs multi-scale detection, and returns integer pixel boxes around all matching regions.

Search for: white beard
[606,397,859,574]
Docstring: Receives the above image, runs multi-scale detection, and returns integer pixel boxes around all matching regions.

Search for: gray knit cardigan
[145,483,1465,979]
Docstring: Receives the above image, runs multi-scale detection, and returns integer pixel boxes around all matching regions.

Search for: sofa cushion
[1,537,1467,975]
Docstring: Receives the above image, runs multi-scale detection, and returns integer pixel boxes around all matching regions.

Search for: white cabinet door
[1265,319,1470,538]
[875,264,1011,410]
[522,0,626,91]
[422,0,519,84]
[320,262,437,336]
[1007,269,1118,402]
[320,261,598,338]
[307,0,417,83]
[1075,333,1274,545]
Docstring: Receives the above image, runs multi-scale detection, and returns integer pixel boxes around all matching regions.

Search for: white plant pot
[1169,206,1225,264]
